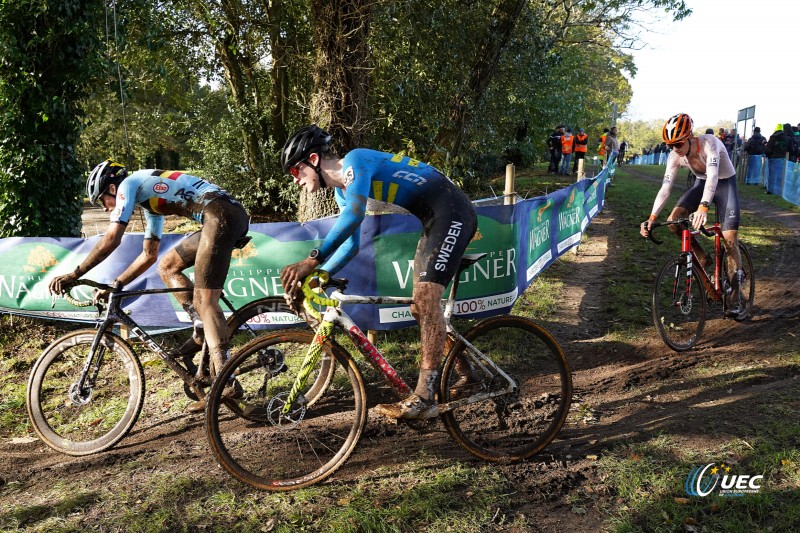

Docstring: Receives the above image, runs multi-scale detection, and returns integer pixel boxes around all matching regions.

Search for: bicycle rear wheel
[652,255,707,351]
[721,242,755,321]
[440,316,572,461]
[26,330,145,456]
[205,330,366,490]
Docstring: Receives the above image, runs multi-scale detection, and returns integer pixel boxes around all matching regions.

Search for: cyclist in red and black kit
[49,160,249,410]
[279,125,477,420]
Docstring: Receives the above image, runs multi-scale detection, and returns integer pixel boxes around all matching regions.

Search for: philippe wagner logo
[685,463,763,497]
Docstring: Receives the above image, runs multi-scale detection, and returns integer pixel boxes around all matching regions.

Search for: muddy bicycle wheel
[225,298,334,407]
[440,315,572,461]
[721,242,755,321]
[652,255,706,351]
[27,330,145,456]
[205,330,366,490]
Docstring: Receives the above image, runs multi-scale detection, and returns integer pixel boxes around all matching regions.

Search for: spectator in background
[744,127,766,155]
[573,128,588,174]
[559,127,574,175]
[603,125,620,186]
[547,126,563,174]
[618,139,628,165]
[793,126,800,162]
[705,128,714,134]
[783,123,797,162]
[765,124,791,160]
[597,128,609,166]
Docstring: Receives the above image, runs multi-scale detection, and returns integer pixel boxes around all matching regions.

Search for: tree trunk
[297,0,371,222]
[426,0,526,163]
[266,0,288,149]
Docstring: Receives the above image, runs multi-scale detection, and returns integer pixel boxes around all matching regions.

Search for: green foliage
[0,0,103,237]
[0,0,695,224]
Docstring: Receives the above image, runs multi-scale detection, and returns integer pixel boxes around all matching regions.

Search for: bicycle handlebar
[299,271,349,319]
[645,218,715,245]
[52,278,116,309]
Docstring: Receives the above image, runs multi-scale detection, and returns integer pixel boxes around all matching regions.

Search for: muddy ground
[2,171,799,531]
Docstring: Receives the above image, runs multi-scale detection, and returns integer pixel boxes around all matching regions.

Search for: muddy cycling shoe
[186,380,243,413]
[374,394,439,420]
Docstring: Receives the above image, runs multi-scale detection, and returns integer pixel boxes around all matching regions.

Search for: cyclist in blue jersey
[279,125,478,420]
[49,160,249,410]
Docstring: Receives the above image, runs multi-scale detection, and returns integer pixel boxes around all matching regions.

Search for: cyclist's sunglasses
[667,140,686,150]
[288,162,305,178]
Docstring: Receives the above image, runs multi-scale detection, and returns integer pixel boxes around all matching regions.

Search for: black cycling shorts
[676,175,740,231]
[173,197,249,289]
[410,181,478,287]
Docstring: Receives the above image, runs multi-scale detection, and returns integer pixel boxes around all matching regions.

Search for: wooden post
[368,330,377,346]
[577,157,585,181]
[504,164,516,205]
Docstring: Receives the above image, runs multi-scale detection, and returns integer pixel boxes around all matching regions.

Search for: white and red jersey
[650,134,736,217]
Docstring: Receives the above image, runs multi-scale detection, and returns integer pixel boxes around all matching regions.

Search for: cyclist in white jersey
[49,161,249,409]
[640,113,745,316]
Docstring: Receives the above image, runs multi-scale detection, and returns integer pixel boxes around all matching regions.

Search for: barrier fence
[0,171,609,332]
[627,153,800,208]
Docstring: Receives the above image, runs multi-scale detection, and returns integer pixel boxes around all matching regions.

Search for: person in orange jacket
[597,128,609,166]
[559,128,574,175]
[573,128,588,174]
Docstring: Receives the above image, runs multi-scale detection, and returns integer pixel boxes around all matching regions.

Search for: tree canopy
[0,0,692,235]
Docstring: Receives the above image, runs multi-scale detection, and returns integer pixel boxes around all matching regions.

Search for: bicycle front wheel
[226,298,335,407]
[26,330,145,456]
[652,256,706,351]
[440,316,572,461]
[206,330,366,490]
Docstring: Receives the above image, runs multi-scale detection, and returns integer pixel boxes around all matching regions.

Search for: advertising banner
[1,173,608,331]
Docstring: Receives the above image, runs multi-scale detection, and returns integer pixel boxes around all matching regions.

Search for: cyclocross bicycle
[204,253,573,491]
[26,279,308,456]
[647,218,755,351]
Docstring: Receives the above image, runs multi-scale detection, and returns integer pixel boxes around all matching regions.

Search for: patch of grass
[0,489,100,531]
[314,459,513,532]
[1,458,514,532]
[512,273,564,320]
[599,387,800,532]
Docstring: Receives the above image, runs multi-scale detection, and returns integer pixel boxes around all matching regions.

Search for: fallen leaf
[684,517,698,525]
[586,454,599,460]
[674,497,690,505]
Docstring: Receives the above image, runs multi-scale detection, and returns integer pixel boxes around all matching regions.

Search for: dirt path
[3,173,800,531]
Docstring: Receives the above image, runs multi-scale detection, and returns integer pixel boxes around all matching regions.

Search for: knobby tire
[205,330,366,491]
[26,330,145,456]
[440,315,572,461]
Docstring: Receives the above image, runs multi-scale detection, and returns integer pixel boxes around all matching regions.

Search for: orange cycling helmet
[662,113,694,144]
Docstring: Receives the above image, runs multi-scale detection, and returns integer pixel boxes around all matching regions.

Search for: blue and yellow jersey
[319,148,454,274]
[109,170,225,240]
